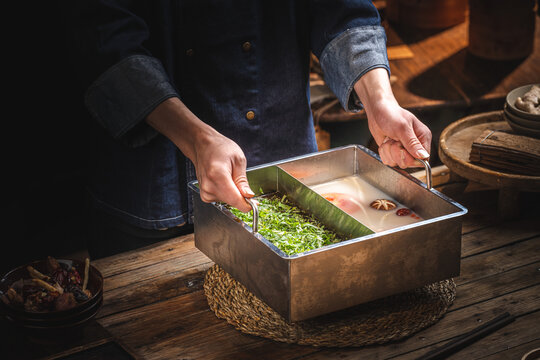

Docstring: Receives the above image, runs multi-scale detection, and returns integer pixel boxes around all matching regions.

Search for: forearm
[353,67,396,117]
[145,97,254,212]
[145,97,216,162]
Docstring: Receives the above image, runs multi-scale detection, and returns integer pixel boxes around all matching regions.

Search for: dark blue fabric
[65,0,383,229]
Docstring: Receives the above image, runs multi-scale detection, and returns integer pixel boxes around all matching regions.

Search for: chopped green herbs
[228,194,344,255]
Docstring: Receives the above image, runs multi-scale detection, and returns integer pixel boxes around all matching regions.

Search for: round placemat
[204,265,456,347]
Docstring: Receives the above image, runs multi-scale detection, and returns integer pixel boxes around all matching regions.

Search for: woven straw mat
[204,264,456,347]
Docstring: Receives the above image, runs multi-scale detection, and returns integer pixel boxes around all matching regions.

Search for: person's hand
[354,68,431,168]
[146,97,254,212]
[191,130,254,212]
[366,98,431,168]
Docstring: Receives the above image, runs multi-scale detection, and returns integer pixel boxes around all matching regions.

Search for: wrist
[353,68,396,116]
[145,97,214,161]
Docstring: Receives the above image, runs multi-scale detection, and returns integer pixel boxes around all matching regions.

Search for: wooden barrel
[386,0,468,29]
[468,0,536,60]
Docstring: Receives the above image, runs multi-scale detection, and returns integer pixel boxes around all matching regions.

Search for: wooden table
[39,186,528,359]
[2,185,539,359]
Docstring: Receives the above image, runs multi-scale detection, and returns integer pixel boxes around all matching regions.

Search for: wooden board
[438,110,540,191]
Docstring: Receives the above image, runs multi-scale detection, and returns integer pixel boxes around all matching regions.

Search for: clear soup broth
[309,174,423,232]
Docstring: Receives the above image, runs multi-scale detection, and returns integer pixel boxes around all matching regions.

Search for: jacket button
[246,111,256,120]
[242,41,252,52]
[186,48,194,56]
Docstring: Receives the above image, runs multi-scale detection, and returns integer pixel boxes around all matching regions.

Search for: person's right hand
[191,130,254,212]
[146,97,254,212]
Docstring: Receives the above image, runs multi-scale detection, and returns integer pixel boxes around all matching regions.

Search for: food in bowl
[514,85,540,114]
[1,256,92,312]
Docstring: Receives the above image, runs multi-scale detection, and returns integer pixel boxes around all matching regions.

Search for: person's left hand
[354,68,432,168]
[366,98,431,168]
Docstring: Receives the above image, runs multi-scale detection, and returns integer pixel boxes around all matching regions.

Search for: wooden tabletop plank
[461,218,540,258]
[452,262,540,311]
[101,247,210,293]
[138,322,313,360]
[97,290,210,347]
[400,310,540,360]
[98,291,309,360]
[97,261,212,319]
[461,215,496,236]
[93,234,196,277]
[478,338,540,360]
[457,237,539,285]
[444,310,540,360]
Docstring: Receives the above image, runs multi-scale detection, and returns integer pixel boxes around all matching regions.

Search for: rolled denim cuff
[85,55,179,146]
[320,26,390,112]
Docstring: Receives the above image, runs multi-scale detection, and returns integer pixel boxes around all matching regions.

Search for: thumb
[399,126,430,160]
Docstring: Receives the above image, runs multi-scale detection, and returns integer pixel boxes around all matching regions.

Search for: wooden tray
[438,111,540,192]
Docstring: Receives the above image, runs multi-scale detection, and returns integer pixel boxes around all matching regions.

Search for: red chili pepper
[396,208,411,216]
[68,268,82,286]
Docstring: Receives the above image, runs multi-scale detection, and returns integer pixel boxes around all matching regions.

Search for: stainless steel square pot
[188,145,467,322]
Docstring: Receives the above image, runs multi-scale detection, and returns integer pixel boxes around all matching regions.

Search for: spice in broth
[309,175,423,232]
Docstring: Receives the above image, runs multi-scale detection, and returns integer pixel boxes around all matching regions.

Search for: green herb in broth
[228,194,344,255]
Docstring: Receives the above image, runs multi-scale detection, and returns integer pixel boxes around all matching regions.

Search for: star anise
[370,199,397,211]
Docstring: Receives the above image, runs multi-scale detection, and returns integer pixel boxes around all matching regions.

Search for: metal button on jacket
[246,110,255,120]
[242,41,252,52]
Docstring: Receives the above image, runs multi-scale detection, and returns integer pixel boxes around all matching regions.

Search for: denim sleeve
[85,55,179,147]
[319,26,390,113]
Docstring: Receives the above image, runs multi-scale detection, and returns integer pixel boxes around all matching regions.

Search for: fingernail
[243,187,255,196]
[418,149,429,159]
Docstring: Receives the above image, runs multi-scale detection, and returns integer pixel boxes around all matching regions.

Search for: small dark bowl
[4,296,103,329]
[3,293,103,325]
[503,112,540,139]
[504,104,540,130]
[4,297,103,330]
[0,258,103,328]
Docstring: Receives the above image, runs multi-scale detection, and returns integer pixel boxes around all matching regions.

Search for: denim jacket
[67,0,389,229]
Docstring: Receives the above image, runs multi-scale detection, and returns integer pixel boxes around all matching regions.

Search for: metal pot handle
[416,158,432,189]
[245,198,259,234]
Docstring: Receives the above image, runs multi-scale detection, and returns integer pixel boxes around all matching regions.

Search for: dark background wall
[2,3,95,273]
